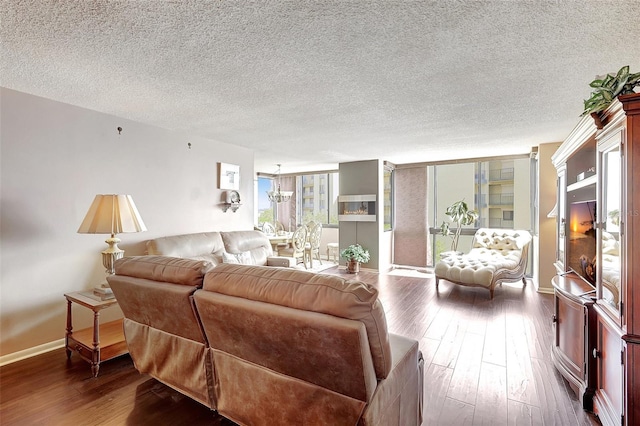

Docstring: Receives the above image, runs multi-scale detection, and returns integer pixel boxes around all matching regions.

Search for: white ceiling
[2,1,640,174]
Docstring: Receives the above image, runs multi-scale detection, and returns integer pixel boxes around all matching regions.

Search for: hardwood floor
[0,266,600,425]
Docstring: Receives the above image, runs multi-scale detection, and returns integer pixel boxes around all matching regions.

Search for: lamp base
[102,235,124,278]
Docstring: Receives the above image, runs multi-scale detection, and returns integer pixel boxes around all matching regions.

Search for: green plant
[582,65,640,116]
[440,199,479,252]
[340,244,370,264]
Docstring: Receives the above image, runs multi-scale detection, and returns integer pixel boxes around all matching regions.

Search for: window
[429,157,533,264]
[297,172,339,226]
[257,176,274,226]
[383,166,393,231]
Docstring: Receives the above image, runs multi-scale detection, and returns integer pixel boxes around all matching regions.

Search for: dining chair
[305,222,323,267]
[278,226,308,269]
[262,222,276,236]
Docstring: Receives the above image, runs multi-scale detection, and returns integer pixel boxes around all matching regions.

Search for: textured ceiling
[2,1,640,173]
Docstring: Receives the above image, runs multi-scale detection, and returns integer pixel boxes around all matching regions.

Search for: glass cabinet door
[557,170,566,270]
[598,145,621,317]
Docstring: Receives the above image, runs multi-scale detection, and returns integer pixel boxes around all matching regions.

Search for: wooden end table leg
[65,299,72,359]
[91,310,100,377]
[91,362,100,378]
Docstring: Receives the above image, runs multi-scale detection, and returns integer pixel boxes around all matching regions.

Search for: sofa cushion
[473,228,531,250]
[434,248,520,288]
[113,255,214,287]
[146,231,225,258]
[202,264,393,379]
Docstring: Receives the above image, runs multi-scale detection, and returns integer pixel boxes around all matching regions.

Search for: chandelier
[266,164,293,203]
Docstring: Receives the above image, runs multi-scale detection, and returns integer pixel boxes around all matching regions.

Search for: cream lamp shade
[78,194,147,276]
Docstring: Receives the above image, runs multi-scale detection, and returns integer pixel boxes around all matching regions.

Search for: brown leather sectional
[108,256,423,425]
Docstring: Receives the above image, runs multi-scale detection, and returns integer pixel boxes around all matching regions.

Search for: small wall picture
[218,162,240,190]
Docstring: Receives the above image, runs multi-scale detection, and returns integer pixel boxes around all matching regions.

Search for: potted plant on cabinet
[340,244,370,274]
[582,65,640,126]
[439,199,479,254]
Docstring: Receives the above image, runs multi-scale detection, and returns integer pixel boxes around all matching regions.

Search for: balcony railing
[489,193,514,205]
[489,168,514,181]
[489,218,514,228]
[475,194,487,207]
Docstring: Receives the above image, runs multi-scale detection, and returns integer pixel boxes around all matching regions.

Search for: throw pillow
[222,251,253,265]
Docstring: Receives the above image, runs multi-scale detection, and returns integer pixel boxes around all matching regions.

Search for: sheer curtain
[393,167,431,267]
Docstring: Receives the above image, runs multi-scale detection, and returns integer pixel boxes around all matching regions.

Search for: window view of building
[428,157,532,265]
[298,172,339,226]
[383,167,393,231]
[475,160,516,229]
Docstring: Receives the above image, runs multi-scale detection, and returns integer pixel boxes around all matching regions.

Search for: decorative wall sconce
[222,190,241,212]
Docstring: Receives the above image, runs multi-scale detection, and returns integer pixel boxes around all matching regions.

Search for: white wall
[0,88,254,358]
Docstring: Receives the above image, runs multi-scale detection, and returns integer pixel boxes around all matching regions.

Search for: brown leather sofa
[146,230,295,267]
[108,256,424,425]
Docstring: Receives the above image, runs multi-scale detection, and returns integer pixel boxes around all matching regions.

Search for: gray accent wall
[338,159,390,271]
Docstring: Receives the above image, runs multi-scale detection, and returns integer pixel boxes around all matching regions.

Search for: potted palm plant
[439,199,479,253]
[340,244,370,274]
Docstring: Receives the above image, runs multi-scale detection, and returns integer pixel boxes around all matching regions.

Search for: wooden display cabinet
[593,311,624,426]
[551,93,640,426]
[551,274,596,409]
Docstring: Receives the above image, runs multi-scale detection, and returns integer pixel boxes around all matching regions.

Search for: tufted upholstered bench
[434,228,532,299]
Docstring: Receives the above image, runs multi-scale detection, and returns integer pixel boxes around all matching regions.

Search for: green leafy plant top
[340,244,370,264]
[582,65,640,116]
[440,199,479,252]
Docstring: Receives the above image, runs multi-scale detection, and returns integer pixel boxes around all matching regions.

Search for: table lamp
[78,194,147,281]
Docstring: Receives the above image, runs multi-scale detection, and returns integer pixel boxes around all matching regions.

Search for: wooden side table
[64,291,128,377]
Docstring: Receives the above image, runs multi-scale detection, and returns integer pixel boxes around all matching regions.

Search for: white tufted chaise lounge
[434,228,532,299]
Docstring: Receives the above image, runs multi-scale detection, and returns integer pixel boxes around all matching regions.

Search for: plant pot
[346,259,360,274]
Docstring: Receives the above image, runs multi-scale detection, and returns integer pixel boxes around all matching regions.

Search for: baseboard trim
[536,286,555,295]
[0,339,64,367]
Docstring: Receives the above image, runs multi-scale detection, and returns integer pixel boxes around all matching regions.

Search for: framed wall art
[218,162,240,190]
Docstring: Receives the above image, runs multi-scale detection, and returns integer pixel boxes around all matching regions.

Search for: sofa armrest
[361,333,423,425]
[266,256,295,267]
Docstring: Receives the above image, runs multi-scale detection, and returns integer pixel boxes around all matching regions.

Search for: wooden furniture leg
[91,310,100,377]
[65,300,72,359]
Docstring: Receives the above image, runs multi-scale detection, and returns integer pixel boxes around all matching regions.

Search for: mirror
[600,146,621,313]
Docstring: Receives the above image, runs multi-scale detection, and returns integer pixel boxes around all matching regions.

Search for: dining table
[267,232,293,252]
